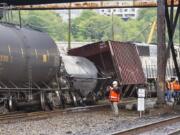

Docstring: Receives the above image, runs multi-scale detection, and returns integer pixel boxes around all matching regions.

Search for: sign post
[138,89,145,118]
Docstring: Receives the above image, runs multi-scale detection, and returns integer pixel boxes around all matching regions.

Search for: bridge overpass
[6,0,180,10]
[0,0,179,10]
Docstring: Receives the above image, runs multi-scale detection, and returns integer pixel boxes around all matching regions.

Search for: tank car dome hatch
[61,55,98,97]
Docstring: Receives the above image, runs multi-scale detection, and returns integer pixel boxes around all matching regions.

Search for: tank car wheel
[40,92,46,111]
[60,93,66,108]
[86,92,97,105]
[46,93,54,110]
[69,92,78,107]
[8,96,16,112]
[47,101,54,110]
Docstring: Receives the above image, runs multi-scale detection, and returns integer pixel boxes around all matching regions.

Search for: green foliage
[72,13,112,41]
[11,10,68,41]
[138,8,156,22]
[8,9,179,44]
[71,9,158,43]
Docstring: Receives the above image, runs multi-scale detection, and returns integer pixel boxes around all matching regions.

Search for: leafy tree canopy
[3,9,179,44]
[10,10,68,41]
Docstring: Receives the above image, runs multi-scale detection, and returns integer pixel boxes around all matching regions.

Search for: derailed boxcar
[68,41,146,97]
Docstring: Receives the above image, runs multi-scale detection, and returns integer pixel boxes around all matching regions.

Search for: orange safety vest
[167,80,180,91]
[167,81,174,90]
[109,88,120,102]
[172,81,180,91]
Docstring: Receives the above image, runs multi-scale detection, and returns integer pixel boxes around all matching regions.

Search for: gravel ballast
[0,107,179,135]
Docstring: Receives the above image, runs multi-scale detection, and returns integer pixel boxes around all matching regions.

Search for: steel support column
[165,0,180,81]
[157,0,166,104]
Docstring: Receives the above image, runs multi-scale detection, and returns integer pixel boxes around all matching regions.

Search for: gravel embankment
[0,107,179,135]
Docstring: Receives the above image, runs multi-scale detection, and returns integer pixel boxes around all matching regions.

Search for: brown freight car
[68,41,145,85]
[68,41,146,97]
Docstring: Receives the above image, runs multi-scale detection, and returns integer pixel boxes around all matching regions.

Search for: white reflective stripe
[110,96,118,99]
[111,96,117,98]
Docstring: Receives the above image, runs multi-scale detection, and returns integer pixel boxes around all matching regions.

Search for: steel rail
[0,99,137,124]
[0,104,113,124]
[111,116,180,135]
[169,129,180,135]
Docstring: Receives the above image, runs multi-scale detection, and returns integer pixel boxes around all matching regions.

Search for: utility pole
[18,10,22,28]
[112,11,114,40]
[157,0,166,104]
[68,8,71,50]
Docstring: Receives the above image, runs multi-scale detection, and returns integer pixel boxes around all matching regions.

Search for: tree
[11,10,68,41]
[71,10,98,41]
[8,9,179,45]
[71,9,159,43]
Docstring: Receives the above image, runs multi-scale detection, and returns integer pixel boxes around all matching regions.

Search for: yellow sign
[0,55,9,62]
[42,54,48,63]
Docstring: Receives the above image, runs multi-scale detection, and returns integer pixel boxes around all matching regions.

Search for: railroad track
[0,99,137,124]
[0,103,113,124]
[169,129,180,135]
[111,116,180,135]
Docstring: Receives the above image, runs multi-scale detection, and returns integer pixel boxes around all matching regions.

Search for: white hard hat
[112,81,118,85]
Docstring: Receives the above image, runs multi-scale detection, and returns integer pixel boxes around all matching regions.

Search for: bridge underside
[1,0,97,6]
[0,0,179,8]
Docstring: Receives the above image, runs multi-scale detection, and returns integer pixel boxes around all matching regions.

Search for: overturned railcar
[69,41,180,97]
[59,55,99,105]
[68,41,146,97]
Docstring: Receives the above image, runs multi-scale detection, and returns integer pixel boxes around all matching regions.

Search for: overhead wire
[129,21,153,42]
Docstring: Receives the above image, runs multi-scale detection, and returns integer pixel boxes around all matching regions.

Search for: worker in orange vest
[166,78,176,102]
[166,78,172,102]
[107,81,122,116]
